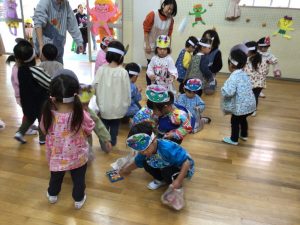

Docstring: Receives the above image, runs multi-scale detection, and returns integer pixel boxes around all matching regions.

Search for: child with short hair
[94,36,113,74]
[120,122,194,204]
[41,69,95,209]
[144,85,192,144]
[93,41,131,147]
[125,62,142,118]
[39,43,63,77]
[221,49,256,145]
[176,78,211,133]
[79,85,112,153]
[244,41,263,116]
[147,35,178,93]
[7,39,51,144]
[184,37,213,96]
[202,29,223,95]
[257,36,281,98]
[175,36,198,86]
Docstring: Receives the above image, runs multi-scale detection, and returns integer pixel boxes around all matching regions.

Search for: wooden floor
[0,56,300,225]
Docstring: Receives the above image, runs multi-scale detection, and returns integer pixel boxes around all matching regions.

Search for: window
[239,0,300,9]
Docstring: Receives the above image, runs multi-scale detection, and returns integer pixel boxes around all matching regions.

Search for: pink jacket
[94,49,108,75]
[11,65,20,105]
[41,110,95,171]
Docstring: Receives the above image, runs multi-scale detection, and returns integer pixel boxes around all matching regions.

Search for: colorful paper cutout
[273,16,295,39]
[4,0,19,36]
[189,4,206,26]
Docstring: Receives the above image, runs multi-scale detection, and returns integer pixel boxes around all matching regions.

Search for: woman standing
[143,0,177,85]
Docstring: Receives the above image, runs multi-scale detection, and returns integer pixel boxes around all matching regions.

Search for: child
[24,18,33,46]
[221,49,256,145]
[38,43,63,77]
[257,36,281,98]
[93,41,131,147]
[176,78,211,133]
[183,37,213,96]
[202,29,223,95]
[244,41,263,116]
[7,39,51,144]
[125,62,142,118]
[147,35,178,94]
[94,36,113,74]
[120,122,194,197]
[175,36,198,87]
[144,84,192,144]
[79,85,112,153]
[40,69,95,209]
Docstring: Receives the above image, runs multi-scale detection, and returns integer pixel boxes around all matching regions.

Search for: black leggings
[253,87,263,107]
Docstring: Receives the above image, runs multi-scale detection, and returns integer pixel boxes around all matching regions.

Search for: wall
[124,0,300,79]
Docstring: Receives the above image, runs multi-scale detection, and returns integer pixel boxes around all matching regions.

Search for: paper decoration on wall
[88,0,121,42]
[273,16,294,39]
[246,18,250,23]
[208,2,213,7]
[262,22,267,27]
[225,0,241,21]
[4,0,19,36]
[189,4,207,27]
[178,16,189,33]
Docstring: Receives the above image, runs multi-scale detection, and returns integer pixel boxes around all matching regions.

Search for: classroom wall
[124,0,300,79]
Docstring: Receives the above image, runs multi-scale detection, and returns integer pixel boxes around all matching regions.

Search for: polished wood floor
[0,56,300,225]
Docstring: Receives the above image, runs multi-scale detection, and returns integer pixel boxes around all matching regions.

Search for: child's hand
[119,167,131,176]
[149,75,156,82]
[138,87,142,93]
[105,141,112,152]
[171,179,182,190]
[163,132,173,140]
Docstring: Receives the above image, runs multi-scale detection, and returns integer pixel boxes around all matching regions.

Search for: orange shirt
[143,10,174,36]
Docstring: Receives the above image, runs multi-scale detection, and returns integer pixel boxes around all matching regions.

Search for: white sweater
[93,64,131,119]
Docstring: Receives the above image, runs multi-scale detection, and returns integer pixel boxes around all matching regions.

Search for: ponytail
[71,94,83,134]
[6,55,16,65]
[250,52,262,71]
[41,98,55,134]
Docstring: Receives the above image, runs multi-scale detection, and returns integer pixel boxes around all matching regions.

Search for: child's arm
[166,109,192,140]
[172,160,190,189]
[200,56,213,82]
[146,58,156,81]
[119,161,138,176]
[182,52,192,70]
[82,110,95,136]
[221,75,237,97]
[87,108,111,143]
[195,95,205,113]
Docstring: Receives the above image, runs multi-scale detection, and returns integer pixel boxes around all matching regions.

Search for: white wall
[124,0,300,79]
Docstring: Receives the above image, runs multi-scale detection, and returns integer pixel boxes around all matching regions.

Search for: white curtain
[225,0,241,20]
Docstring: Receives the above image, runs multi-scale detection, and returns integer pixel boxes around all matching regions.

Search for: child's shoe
[147,179,166,190]
[39,140,46,145]
[0,120,5,130]
[223,137,238,146]
[239,136,248,141]
[74,195,86,209]
[259,92,266,98]
[47,192,58,204]
[14,132,26,144]
[25,128,38,135]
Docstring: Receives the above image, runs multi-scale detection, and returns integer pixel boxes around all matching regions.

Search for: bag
[110,150,137,171]
[161,185,185,210]
[204,77,217,95]
[192,107,204,133]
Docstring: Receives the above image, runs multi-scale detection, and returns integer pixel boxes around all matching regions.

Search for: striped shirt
[30,66,51,90]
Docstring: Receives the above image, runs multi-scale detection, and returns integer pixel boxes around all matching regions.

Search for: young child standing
[120,122,194,198]
[175,36,198,86]
[38,43,63,77]
[244,41,263,116]
[147,35,178,93]
[184,38,213,96]
[94,36,113,74]
[202,29,223,95]
[221,49,256,145]
[93,41,131,147]
[176,78,211,133]
[41,69,95,209]
[7,40,51,144]
[257,36,281,98]
[125,63,142,118]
